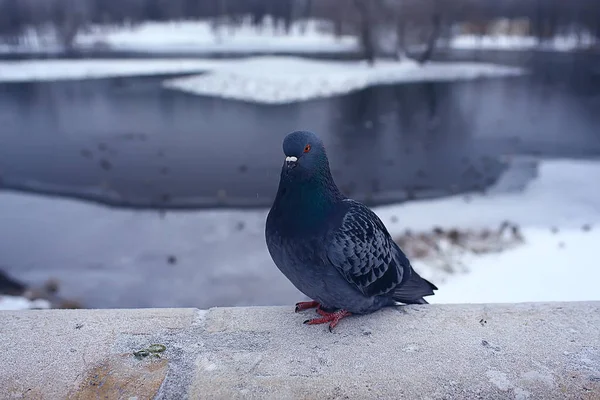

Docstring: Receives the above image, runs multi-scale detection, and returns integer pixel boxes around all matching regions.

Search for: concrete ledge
[1,302,599,399]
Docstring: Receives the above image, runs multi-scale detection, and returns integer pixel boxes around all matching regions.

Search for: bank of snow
[0,158,598,308]
[448,33,597,52]
[75,19,359,54]
[0,18,358,55]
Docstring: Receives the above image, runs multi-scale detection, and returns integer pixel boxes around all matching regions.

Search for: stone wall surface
[0,302,599,399]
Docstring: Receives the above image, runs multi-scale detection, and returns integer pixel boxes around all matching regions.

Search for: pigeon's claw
[303,309,352,332]
[295,301,320,313]
[315,307,331,317]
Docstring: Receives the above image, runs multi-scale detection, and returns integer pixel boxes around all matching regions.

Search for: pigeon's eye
[303,144,311,153]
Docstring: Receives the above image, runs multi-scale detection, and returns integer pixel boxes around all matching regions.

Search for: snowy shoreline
[447,33,597,52]
[0,19,359,56]
[1,18,595,56]
[0,158,598,310]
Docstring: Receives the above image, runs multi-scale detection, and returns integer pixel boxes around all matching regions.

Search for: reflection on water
[0,56,599,209]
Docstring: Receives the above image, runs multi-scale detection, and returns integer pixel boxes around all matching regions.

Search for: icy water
[1,59,599,209]
[1,50,600,309]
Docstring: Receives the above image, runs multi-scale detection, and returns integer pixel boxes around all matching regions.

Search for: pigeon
[265,130,437,331]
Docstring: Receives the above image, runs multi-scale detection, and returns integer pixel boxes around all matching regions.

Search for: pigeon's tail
[392,268,438,305]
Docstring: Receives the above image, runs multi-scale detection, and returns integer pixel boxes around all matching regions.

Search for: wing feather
[326,200,405,298]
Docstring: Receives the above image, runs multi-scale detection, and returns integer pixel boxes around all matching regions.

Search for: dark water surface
[1,51,600,209]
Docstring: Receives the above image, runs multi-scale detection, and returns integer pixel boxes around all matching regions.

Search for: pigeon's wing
[326,200,406,298]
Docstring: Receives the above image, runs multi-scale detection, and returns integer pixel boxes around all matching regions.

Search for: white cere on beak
[285,156,298,162]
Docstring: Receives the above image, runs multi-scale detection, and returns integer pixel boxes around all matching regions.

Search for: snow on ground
[0,158,598,308]
[0,55,525,103]
[4,19,595,55]
[431,227,598,304]
[376,159,600,232]
[0,295,50,311]
[75,18,359,54]
[162,56,524,104]
[0,18,358,55]
[375,158,600,304]
[448,33,597,52]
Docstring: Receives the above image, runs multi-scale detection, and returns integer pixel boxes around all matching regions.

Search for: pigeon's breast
[268,232,325,274]
[267,231,332,299]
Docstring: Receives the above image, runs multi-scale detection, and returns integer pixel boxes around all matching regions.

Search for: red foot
[294,301,320,313]
[304,309,352,332]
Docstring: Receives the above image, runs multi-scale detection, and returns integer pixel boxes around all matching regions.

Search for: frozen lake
[1,51,599,209]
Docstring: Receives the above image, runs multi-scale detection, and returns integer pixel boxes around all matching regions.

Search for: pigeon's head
[281,130,329,182]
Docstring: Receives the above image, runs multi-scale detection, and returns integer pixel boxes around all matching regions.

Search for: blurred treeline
[1,0,598,61]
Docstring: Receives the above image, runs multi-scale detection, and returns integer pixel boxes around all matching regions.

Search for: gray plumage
[266,130,437,319]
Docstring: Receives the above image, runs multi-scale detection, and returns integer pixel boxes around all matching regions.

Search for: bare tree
[380,0,442,64]
[51,0,93,51]
[352,0,381,64]
[1,0,598,54]
[415,2,442,64]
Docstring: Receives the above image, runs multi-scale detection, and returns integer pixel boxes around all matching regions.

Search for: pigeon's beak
[285,156,298,170]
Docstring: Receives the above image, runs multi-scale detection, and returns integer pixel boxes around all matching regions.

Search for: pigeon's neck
[272,168,344,230]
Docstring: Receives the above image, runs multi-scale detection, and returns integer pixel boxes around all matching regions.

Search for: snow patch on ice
[163,56,525,104]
